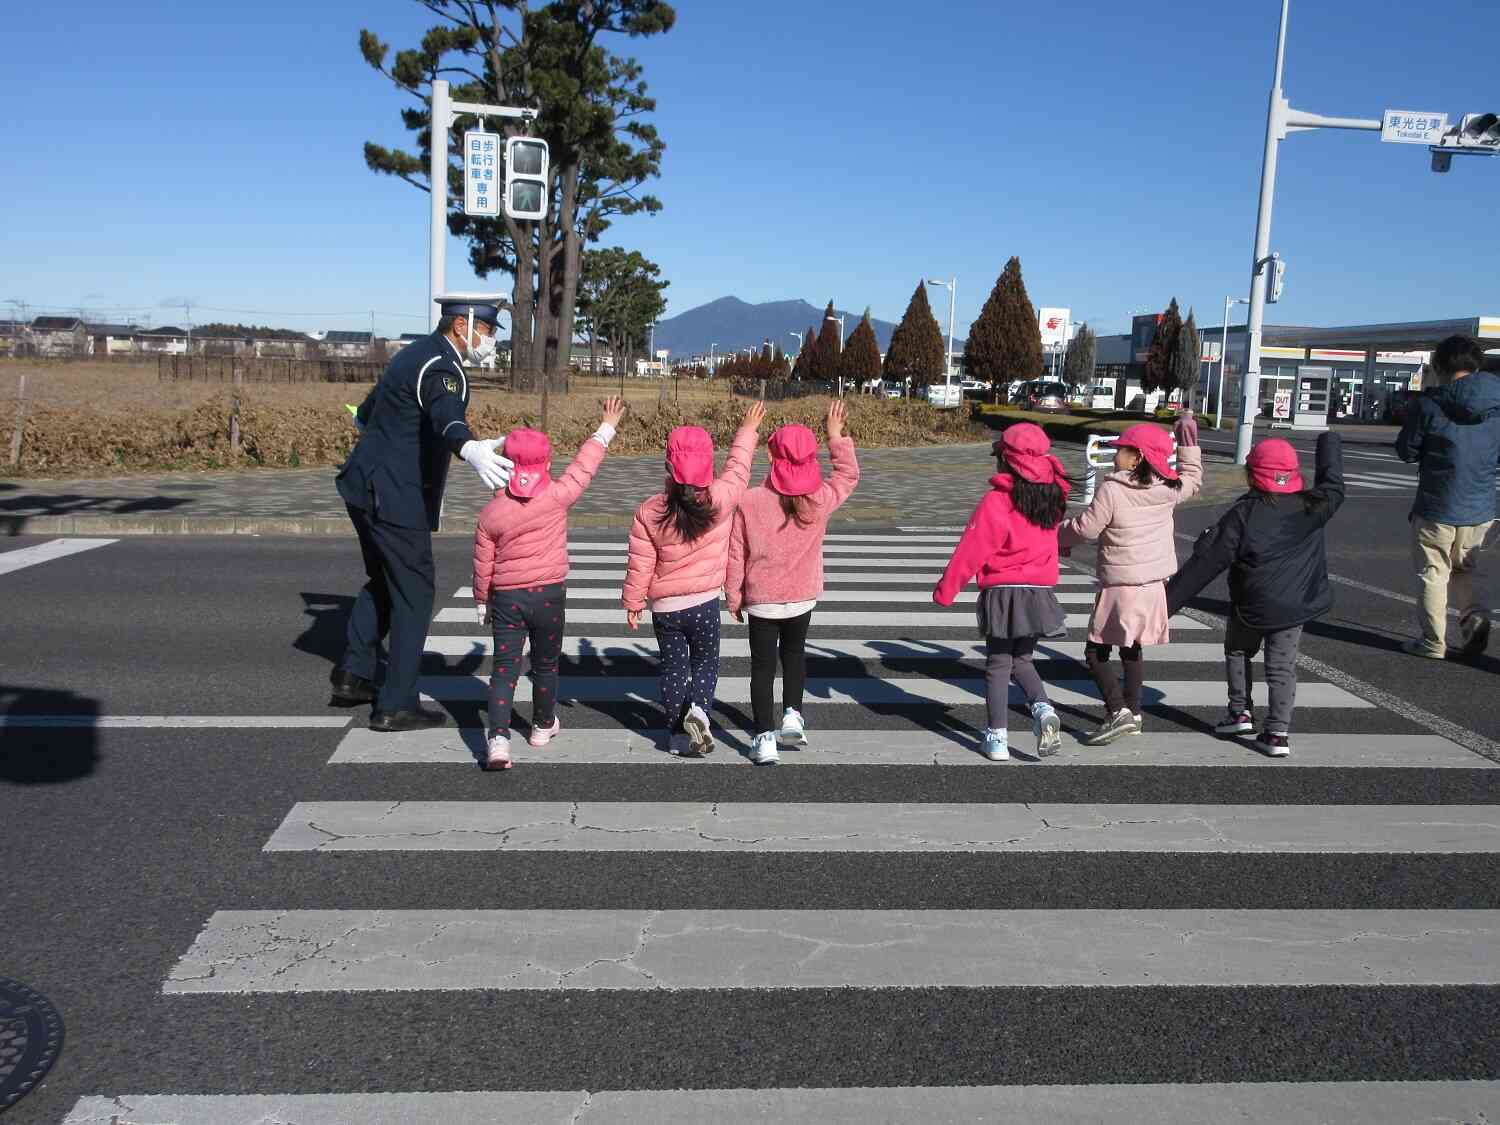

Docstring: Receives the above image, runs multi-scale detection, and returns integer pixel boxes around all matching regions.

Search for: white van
[926,383,962,409]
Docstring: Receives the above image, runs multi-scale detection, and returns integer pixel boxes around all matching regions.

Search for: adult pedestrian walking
[329,295,515,731]
[1395,335,1500,660]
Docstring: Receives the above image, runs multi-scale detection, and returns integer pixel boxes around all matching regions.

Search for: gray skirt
[975,586,1066,640]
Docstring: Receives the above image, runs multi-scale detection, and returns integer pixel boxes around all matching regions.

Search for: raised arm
[553,396,626,509]
[1173,413,1203,502]
[708,401,765,511]
[1308,430,1346,526]
[818,399,860,512]
[933,492,1009,606]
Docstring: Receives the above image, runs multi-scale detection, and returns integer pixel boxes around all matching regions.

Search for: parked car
[926,383,962,409]
[1020,381,1070,413]
[883,381,904,399]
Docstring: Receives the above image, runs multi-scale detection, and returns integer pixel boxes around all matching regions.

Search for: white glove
[476,601,489,626]
[460,437,513,491]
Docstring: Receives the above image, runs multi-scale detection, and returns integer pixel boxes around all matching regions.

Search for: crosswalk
[69,531,1500,1122]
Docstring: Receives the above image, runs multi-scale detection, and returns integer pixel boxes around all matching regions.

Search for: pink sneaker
[483,734,512,771]
[528,717,561,747]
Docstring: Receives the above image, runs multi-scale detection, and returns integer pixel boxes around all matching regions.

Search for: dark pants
[340,503,435,714]
[748,611,813,734]
[488,583,566,737]
[1225,616,1303,734]
[651,597,722,733]
[1085,641,1143,716]
[984,636,1049,730]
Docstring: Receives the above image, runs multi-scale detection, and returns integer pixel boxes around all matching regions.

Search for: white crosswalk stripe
[101,531,1499,1118]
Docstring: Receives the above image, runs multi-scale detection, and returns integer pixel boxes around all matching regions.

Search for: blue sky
[2,0,1495,339]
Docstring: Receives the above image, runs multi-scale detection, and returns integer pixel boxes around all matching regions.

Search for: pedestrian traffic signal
[505,137,549,221]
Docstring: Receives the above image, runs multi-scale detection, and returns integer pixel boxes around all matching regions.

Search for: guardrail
[1082,432,1179,505]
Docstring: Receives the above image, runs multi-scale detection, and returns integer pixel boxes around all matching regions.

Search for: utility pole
[1217,295,1250,429]
[927,277,957,402]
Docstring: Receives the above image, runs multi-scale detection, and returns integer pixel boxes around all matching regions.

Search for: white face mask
[465,319,497,364]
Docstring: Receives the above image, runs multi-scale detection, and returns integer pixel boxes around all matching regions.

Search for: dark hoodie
[1396,370,1500,526]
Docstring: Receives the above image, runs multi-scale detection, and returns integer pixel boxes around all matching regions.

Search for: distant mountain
[651,296,909,360]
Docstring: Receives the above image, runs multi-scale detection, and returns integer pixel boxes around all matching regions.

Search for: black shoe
[368,706,446,733]
[329,668,377,707]
[1460,613,1492,660]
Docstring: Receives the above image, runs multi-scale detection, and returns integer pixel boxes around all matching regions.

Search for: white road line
[458,573,1100,588]
[416,675,1362,708]
[329,728,1489,769]
[1342,476,1406,491]
[164,908,1500,992]
[0,715,352,728]
[435,608,1210,629]
[823,534,958,543]
[422,637,1241,662]
[565,543,961,557]
[456,588,1099,605]
[61,1083,1500,1125]
[262,802,1500,853]
[0,537,117,576]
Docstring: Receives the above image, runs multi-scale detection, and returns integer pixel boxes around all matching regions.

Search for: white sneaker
[1031,702,1061,757]
[749,731,780,765]
[483,733,512,771]
[982,727,1010,761]
[1133,712,1144,736]
[683,703,715,756]
[778,707,808,747]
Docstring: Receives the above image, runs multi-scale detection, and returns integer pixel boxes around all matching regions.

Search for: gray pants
[1225,616,1302,734]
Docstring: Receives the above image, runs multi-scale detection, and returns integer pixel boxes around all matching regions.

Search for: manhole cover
[0,977,64,1110]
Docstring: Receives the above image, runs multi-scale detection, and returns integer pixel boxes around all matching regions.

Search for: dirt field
[0,360,985,477]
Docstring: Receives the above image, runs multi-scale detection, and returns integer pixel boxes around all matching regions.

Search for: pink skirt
[1088,582,1169,647]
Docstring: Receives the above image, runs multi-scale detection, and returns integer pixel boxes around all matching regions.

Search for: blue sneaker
[982,727,1010,761]
[1031,702,1061,757]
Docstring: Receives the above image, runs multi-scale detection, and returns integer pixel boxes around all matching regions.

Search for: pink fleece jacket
[724,436,859,614]
[1057,445,1202,586]
[932,473,1068,605]
[622,424,758,611]
[472,436,607,601]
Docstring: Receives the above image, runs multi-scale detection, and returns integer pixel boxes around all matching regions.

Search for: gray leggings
[985,636,1049,729]
[1225,616,1303,734]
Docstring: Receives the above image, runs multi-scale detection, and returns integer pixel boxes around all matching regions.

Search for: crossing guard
[330,294,513,731]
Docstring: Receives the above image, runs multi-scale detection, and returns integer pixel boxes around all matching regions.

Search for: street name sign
[1381,110,1447,145]
[463,130,500,217]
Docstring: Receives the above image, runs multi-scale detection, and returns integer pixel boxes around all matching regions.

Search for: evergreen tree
[1143,297,1182,394]
[1063,322,1097,389]
[1172,310,1201,407]
[841,311,882,387]
[883,281,946,386]
[791,325,815,379]
[809,300,842,382]
[965,257,1043,400]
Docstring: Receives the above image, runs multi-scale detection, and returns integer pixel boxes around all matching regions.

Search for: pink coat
[725,436,859,614]
[1058,445,1202,586]
[932,474,1065,605]
[472,436,607,602]
[622,425,758,611]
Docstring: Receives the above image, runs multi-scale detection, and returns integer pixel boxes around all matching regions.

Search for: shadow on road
[0,686,99,785]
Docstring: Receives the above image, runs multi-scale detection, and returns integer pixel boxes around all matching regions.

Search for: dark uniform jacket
[336,330,475,531]
[1166,432,1345,632]
[1395,371,1500,527]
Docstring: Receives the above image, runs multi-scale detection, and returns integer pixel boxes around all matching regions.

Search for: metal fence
[157,355,385,384]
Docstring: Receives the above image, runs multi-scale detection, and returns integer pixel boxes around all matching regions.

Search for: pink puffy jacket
[932,472,1068,605]
[622,425,758,611]
[472,436,607,602]
[724,436,859,614]
[1057,445,1202,586]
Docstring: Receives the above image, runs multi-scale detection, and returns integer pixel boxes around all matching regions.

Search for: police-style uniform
[333,301,495,725]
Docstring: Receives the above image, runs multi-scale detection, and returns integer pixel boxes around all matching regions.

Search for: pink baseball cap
[1117,423,1178,481]
[767,424,822,496]
[504,428,552,498]
[994,423,1065,484]
[666,426,714,488]
[1246,438,1304,493]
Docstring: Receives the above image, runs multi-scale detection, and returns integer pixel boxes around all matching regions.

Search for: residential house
[135,326,189,355]
[320,331,376,360]
[86,323,140,357]
[30,316,89,357]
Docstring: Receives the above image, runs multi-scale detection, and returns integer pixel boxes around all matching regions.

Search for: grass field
[0,360,986,477]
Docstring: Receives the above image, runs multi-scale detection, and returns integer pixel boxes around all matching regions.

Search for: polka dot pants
[488,582,565,738]
[651,596,722,733]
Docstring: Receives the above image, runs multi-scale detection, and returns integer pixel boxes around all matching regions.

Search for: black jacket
[1166,432,1345,631]
[1395,371,1500,527]
[336,330,474,531]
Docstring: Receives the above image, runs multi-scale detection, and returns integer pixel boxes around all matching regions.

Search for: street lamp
[710,342,718,376]
[926,278,957,399]
[1217,296,1251,430]
[824,311,846,395]
[788,330,803,353]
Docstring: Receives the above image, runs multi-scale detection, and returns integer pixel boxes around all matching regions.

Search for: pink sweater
[725,436,860,614]
[472,436,607,601]
[622,425,758,611]
[1057,445,1202,586]
[932,473,1066,605]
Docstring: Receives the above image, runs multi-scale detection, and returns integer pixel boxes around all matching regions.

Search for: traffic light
[1458,113,1500,150]
[504,137,549,221]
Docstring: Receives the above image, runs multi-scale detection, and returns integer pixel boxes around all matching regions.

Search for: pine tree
[841,311,882,388]
[965,257,1043,400]
[1143,297,1182,394]
[791,323,817,379]
[1063,322,1097,388]
[883,281,946,387]
[1172,310,1201,407]
[809,300,842,382]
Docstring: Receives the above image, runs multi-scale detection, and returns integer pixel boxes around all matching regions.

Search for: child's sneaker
[1255,730,1291,758]
[528,716,561,747]
[982,727,1010,761]
[748,731,780,766]
[778,708,808,748]
[483,733,512,771]
[668,732,697,757]
[1133,712,1144,735]
[683,703,715,756]
[1031,702,1061,757]
[1215,710,1255,736]
[1084,708,1139,746]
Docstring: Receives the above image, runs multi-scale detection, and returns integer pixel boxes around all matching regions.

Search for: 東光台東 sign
[1381,110,1447,145]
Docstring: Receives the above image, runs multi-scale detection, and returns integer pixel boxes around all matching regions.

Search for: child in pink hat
[1167,432,1345,757]
[933,422,1069,761]
[726,400,860,765]
[471,396,626,770]
[1059,413,1202,745]
[623,400,767,757]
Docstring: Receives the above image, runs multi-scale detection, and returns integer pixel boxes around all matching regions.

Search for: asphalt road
[3,501,1499,1122]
